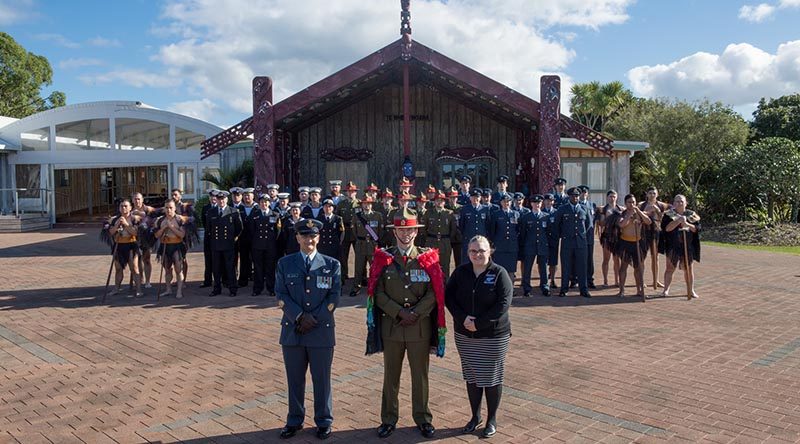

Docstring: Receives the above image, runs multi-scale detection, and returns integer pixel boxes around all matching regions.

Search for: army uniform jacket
[275,252,341,347]
[335,198,358,242]
[459,204,490,242]
[519,211,550,257]
[209,205,243,251]
[420,208,456,246]
[250,207,281,250]
[374,246,436,342]
[553,203,592,249]
[353,210,383,244]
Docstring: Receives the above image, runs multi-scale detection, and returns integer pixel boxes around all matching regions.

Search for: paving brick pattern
[1,229,800,443]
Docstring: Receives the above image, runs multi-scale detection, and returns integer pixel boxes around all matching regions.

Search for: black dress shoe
[581,292,592,298]
[418,422,435,438]
[462,417,483,433]
[541,288,550,297]
[349,287,360,297]
[482,422,497,438]
[279,424,303,439]
[209,290,221,297]
[251,292,262,297]
[199,283,211,288]
[523,291,531,297]
[588,282,597,289]
[316,426,331,439]
[558,291,566,297]
[377,423,395,438]
[228,291,237,297]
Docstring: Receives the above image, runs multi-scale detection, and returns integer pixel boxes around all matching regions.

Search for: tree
[712,138,800,222]
[200,159,254,191]
[605,98,750,208]
[0,32,66,118]
[569,81,634,132]
[751,94,800,142]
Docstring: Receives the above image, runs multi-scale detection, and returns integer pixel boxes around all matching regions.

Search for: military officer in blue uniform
[456,175,472,206]
[491,175,511,204]
[317,199,345,260]
[553,187,593,298]
[512,192,529,215]
[542,193,560,289]
[251,194,281,297]
[275,218,341,440]
[519,195,550,296]
[480,188,497,210]
[238,187,258,287]
[459,189,491,263]
[551,178,569,208]
[488,193,520,280]
[209,191,244,297]
[578,185,598,289]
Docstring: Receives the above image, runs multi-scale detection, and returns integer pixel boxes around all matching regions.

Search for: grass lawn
[706,241,800,255]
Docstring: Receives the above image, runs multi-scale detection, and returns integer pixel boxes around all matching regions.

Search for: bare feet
[159,290,172,297]
[616,291,625,298]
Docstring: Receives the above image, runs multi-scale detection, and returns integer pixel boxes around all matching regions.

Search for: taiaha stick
[682,228,691,301]
[651,236,658,290]
[155,231,168,301]
[102,228,122,303]
[634,215,644,302]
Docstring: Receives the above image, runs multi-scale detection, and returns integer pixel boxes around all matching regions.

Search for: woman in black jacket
[445,235,513,438]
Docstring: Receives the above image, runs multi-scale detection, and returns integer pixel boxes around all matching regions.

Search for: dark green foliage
[0,32,66,118]
[200,159,254,191]
[751,95,800,142]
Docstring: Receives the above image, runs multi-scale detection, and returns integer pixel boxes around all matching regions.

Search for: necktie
[305,255,311,272]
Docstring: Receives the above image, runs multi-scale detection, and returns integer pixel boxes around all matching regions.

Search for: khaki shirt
[375,246,436,342]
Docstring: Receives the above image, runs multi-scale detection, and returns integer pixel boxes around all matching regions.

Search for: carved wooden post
[252,76,275,192]
[538,75,561,193]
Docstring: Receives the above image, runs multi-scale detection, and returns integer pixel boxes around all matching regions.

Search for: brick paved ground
[1,229,800,443]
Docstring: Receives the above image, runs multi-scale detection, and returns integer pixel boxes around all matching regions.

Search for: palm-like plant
[201,159,254,191]
[570,81,634,132]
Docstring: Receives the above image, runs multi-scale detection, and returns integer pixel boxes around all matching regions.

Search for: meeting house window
[440,161,492,190]
[560,158,610,204]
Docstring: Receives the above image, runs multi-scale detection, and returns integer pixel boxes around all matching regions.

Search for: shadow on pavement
[166,425,467,443]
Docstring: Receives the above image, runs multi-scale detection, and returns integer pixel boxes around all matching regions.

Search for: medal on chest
[409,269,430,283]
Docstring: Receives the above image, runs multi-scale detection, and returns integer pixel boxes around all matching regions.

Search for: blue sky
[3,0,799,127]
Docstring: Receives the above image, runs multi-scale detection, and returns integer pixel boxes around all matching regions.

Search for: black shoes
[541,288,550,297]
[588,282,597,289]
[316,426,331,440]
[349,287,360,297]
[228,291,237,297]
[581,292,592,298]
[377,423,395,438]
[251,291,262,297]
[279,424,303,439]
[558,291,567,297]
[209,290,221,297]
[482,421,497,438]
[523,291,531,297]
[199,283,211,288]
[462,417,483,433]
[418,422,435,438]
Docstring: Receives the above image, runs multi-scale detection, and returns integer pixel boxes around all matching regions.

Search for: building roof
[561,138,648,152]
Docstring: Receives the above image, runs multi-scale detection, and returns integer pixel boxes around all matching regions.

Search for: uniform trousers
[426,238,451,278]
[381,339,432,426]
[202,235,213,286]
[586,241,595,284]
[212,249,237,293]
[251,247,276,294]
[237,243,252,286]
[283,345,334,427]
[521,255,549,292]
[560,245,588,293]
[353,240,376,286]
[451,242,462,268]
[340,236,355,279]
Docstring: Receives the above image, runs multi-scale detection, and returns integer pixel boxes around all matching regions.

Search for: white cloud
[628,40,800,108]
[59,58,104,69]
[778,0,800,7]
[738,3,775,22]
[0,0,35,25]
[34,33,80,49]
[87,36,122,48]
[168,98,218,121]
[79,69,182,88]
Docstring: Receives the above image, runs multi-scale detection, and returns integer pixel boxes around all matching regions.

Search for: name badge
[484,273,497,284]
[287,273,299,279]
[410,269,430,282]
[269,217,276,223]
[480,213,486,220]
[542,221,547,228]
[316,276,332,289]
[369,220,379,227]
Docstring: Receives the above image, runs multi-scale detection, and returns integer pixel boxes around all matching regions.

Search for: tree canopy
[750,94,800,142]
[569,81,634,132]
[604,98,750,208]
[0,32,66,118]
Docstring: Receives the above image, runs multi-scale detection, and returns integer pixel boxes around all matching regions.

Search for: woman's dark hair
[606,189,618,197]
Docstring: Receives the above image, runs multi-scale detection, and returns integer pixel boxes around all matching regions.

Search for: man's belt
[427,234,450,240]
[356,236,374,241]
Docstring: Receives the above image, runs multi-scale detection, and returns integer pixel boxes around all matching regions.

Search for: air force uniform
[519,196,550,296]
[553,188,592,296]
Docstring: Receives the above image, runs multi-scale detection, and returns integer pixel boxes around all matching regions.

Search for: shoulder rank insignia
[277,299,285,308]
[327,303,335,312]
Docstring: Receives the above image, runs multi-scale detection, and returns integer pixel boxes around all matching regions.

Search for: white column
[109,117,116,150]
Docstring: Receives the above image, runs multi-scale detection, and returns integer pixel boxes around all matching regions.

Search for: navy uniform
[551,178,569,209]
[301,187,324,220]
[553,188,592,298]
[543,193,560,288]
[265,184,280,209]
[487,193,520,278]
[275,218,341,440]
[490,175,510,204]
[200,189,218,288]
[459,189,491,263]
[280,203,304,256]
[578,186,597,288]
[237,188,259,287]
[275,192,291,218]
[209,191,244,297]
[335,182,359,280]
[251,196,282,296]
[317,199,345,260]
[519,195,550,296]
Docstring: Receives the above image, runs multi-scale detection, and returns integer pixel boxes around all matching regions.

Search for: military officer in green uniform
[368,209,445,439]
[335,181,359,282]
[350,196,383,297]
[446,188,464,268]
[420,191,457,278]
[377,188,396,247]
